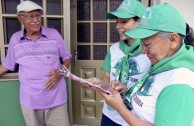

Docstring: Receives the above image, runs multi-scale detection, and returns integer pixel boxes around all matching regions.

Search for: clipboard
[58,65,112,95]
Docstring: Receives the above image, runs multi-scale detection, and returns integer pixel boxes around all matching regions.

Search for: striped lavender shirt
[3,26,71,110]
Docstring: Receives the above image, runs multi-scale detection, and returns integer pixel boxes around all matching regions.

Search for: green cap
[106,0,145,19]
[124,3,186,39]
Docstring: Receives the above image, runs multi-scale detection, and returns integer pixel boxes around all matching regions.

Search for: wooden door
[70,0,152,125]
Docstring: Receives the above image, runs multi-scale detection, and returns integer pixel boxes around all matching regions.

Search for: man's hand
[45,69,63,90]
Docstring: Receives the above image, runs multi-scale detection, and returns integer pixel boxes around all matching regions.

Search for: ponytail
[184,23,194,46]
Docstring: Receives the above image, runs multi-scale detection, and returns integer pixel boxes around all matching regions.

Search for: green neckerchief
[125,44,194,101]
[115,39,142,85]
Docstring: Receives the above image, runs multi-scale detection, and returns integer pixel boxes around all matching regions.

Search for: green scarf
[125,44,194,100]
[115,39,142,85]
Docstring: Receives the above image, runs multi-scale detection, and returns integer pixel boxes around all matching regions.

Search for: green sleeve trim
[102,49,111,73]
[155,84,194,126]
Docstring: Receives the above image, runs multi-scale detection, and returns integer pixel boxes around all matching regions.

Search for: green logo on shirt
[114,58,141,77]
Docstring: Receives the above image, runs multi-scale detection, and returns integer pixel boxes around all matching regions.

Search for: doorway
[70,0,152,125]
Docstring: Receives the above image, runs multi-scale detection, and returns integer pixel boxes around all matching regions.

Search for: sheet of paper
[58,65,112,95]
[67,73,112,95]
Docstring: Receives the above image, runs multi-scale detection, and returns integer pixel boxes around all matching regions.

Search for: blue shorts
[101,114,121,126]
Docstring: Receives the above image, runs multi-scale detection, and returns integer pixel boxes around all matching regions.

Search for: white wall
[155,0,194,28]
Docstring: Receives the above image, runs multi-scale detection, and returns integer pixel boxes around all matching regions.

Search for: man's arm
[62,58,71,68]
[0,64,9,76]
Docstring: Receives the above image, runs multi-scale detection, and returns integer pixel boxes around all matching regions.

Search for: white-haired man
[0,1,71,126]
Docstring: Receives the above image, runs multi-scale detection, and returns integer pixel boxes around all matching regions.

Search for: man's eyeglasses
[20,13,42,20]
[141,33,172,50]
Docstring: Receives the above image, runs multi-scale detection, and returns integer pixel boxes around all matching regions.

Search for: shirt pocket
[40,49,60,65]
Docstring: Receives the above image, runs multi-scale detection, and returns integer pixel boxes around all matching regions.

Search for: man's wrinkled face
[18,10,42,35]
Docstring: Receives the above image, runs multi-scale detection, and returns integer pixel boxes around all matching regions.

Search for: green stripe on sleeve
[155,84,194,126]
[102,49,111,73]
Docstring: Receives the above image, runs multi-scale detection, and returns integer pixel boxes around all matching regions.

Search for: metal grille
[93,45,107,60]
[77,0,90,20]
[47,18,63,35]
[93,0,107,20]
[93,23,107,43]
[3,18,21,45]
[110,23,119,43]
[77,23,90,42]
[47,0,62,14]
[77,45,91,60]
[110,0,123,11]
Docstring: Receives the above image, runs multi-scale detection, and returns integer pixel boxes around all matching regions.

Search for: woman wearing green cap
[86,0,151,125]
[99,3,194,126]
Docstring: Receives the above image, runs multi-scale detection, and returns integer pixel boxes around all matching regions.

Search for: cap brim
[17,8,43,14]
[106,11,135,19]
[124,28,160,39]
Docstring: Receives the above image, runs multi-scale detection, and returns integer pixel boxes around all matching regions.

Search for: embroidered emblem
[121,0,131,6]
[118,0,131,11]
[142,8,152,20]
[141,8,152,26]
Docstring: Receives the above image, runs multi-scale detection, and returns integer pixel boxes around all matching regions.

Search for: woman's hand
[100,86,126,111]
[85,77,101,85]
[110,80,128,93]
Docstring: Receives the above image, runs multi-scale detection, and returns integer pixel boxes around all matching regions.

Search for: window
[0,0,70,79]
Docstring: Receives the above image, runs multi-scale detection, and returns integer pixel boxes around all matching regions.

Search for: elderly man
[99,3,194,126]
[0,1,71,126]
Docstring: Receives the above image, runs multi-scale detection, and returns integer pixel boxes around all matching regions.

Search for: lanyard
[122,73,150,110]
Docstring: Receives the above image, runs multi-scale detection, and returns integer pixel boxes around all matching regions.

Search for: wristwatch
[120,93,133,110]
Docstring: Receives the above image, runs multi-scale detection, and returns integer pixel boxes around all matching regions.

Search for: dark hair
[132,16,140,21]
[184,23,194,46]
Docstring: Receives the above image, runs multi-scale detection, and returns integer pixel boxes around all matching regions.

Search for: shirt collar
[19,26,48,41]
